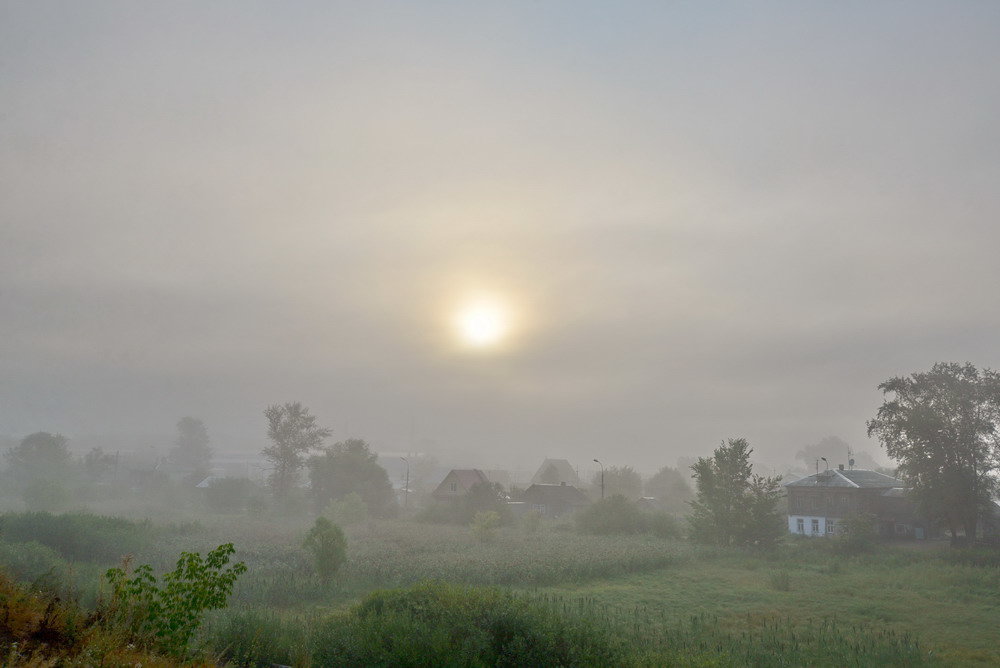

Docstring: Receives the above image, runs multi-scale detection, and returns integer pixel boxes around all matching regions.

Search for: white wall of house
[788,515,839,536]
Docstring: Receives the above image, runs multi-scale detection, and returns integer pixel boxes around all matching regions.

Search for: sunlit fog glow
[454,300,510,348]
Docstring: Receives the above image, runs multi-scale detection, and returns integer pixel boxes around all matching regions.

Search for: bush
[309,582,626,666]
[837,512,878,554]
[0,540,70,584]
[577,495,649,535]
[0,512,152,564]
[103,543,247,656]
[303,517,347,583]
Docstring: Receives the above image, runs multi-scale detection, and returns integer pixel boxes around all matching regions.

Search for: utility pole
[401,456,410,510]
[593,458,605,500]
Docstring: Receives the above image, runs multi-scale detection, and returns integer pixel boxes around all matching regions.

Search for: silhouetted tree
[170,417,212,483]
[795,436,880,473]
[591,466,642,499]
[867,362,1000,543]
[644,466,694,514]
[308,438,396,518]
[5,432,72,480]
[688,438,783,547]
[262,402,331,500]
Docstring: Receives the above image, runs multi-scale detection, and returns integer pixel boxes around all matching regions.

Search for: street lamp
[593,459,605,500]
[400,457,410,510]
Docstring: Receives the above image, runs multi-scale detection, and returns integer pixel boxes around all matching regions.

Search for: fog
[4,2,1000,473]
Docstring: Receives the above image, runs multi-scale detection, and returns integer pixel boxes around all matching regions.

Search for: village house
[431,469,490,503]
[521,482,591,518]
[530,458,582,487]
[785,466,933,539]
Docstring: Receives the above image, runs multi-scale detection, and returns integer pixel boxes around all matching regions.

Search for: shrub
[0,512,152,564]
[309,582,626,666]
[577,495,648,535]
[303,517,347,583]
[837,512,878,554]
[103,543,247,656]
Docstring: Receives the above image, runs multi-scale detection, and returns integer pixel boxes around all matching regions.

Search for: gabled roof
[432,469,490,496]
[522,483,591,506]
[531,458,581,486]
[785,468,902,489]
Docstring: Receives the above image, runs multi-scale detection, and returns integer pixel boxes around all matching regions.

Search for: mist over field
[3,3,1000,667]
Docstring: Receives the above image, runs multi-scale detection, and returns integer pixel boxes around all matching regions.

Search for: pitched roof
[522,483,591,506]
[785,468,902,489]
[431,469,490,497]
[531,459,581,486]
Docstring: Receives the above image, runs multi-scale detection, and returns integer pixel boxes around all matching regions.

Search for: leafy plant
[104,542,246,656]
[303,517,347,583]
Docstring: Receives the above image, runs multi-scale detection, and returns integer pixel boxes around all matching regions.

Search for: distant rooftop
[785,468,902,489]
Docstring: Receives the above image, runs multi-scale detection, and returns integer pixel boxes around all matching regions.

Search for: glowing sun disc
[455,301,508,347]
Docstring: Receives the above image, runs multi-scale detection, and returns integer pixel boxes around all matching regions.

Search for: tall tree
[867,362,1000,542]
[644,466,694,514]
[591,465,643,499]
[307,438,396,518]
[688,438,783,547]
[170,417,212,482]
[5,432,72,480]
[262,402,331,500]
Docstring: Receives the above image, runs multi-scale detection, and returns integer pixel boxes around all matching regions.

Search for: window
[449,482,457,492]
[811,519,820,534]
[811,496,822,511]
[826,522,835,535]
[895,523,908,536]
[796,518,804,534]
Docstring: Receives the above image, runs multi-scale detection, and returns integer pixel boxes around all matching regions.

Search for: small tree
[170,417,212,483]
[688,438,783,547]
[308,439,396,517]
[104,543,246,656]
[262,402,331,500]
[303,517,347,583]
[837,512,877,554]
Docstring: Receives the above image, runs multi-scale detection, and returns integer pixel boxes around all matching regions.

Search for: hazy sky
[3,2,1000,472]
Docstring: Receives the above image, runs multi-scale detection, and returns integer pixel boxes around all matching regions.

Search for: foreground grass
[528,540,1000,666]
[2,512,998,665]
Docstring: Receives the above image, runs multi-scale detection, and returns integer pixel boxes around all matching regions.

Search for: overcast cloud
[3,2,1000,472]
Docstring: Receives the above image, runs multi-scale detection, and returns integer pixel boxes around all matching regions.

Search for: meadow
[1,511,998,665]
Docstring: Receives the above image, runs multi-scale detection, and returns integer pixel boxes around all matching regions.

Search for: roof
[522,483,591,506]
[451,469,490,489]
[531,459,581,486]
[785,468,902,489]
[881,487,908,498]
[432,469,490,496]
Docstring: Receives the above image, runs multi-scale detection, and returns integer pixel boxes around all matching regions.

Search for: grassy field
[526,540,1000,666]
[1,512,998,665]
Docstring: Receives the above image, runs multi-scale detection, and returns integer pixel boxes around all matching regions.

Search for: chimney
[838,464,845,471]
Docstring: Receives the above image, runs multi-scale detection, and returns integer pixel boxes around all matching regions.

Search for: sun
[453,299,510,348]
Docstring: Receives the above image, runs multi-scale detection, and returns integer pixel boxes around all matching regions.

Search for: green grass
[2,511,998,666]
[526,542,1000,666]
